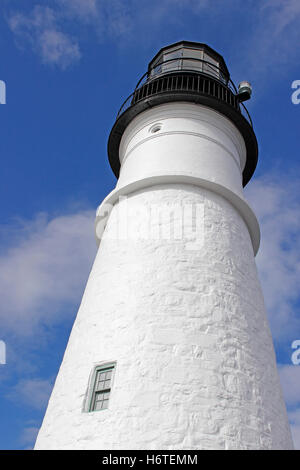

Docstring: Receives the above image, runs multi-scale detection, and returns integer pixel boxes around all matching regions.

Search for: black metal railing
[116,57,253,127]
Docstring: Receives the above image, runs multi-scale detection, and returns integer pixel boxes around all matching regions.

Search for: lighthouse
[35,41,293,450]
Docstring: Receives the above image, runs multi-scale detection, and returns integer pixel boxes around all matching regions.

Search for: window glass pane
[95,400,103,411]
[182,48,203,59]
[102,400,109,409]
[203,53,219,79]
[162,49,182,74]
[182,48,204,73]
[150,64,162,78]
[164,49,182,61]
[96,381,105,391]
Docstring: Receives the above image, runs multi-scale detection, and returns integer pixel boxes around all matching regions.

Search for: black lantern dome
[108,41,258,186]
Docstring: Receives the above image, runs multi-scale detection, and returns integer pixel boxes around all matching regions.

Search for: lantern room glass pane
[182,48,204,73]
[162,48,182,73]
[203,52,220,80]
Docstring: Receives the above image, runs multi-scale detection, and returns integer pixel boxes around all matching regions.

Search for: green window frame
[84,362,116,412]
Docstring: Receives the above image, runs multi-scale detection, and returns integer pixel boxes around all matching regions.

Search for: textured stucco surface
[35,185,293,450]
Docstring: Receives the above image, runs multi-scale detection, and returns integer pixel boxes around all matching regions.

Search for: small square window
[84,363,116,412]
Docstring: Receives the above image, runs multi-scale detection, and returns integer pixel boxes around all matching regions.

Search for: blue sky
[0,0,300,450]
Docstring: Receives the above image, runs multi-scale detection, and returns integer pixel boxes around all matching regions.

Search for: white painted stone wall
[35,103,293,450]
[117,103,247,196]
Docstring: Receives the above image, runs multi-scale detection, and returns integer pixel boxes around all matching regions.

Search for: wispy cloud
[8,5,81,69]
[6,0,300,74]
[246,174,300,341]
[38,29,81,69]
[246,173,300,449]
[261,0,300,36]
[19,426,40,449]
[279,365,300,407]
[237,0,300,79]
[57,0,99,21]
[7,378,53,410]
[278,365,300,449]
[0,209,96,336]
[288,408,300,450]
[57,0,132,35]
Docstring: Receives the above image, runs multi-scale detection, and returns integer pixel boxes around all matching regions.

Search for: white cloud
[278,365,300,407]
[237,0,300,78]
[39,29,81,68]
[7,378,53,410]
[8,5,81,69]
[246,174,300,448]
[57,0,99,21]
[6,0,300,74]
[261,0,300,36]
[278,365,300,449]
[288,408,300,450]
[0,209,96,336]
[19,426,40,448]
[246,175,300,340]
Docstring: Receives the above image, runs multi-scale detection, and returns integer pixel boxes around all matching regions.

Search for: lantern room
[147,41,230,85]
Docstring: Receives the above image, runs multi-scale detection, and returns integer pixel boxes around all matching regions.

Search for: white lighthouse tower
[35,42,293,450]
